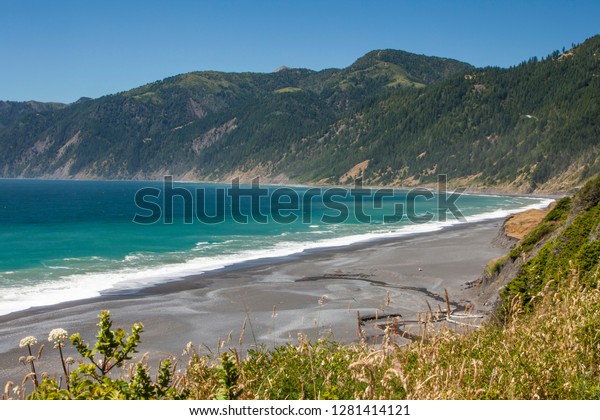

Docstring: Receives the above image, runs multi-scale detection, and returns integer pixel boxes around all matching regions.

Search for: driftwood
[359,287,485,343]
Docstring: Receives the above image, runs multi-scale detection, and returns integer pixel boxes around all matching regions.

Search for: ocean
[0,178,551,316]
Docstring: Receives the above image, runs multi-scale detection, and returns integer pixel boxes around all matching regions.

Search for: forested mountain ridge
[0,100,66,131]
[0,48,471,181]
[279,36,600,192]
[0,36,598,193]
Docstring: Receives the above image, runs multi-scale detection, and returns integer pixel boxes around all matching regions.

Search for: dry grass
[176,267,600,400]
[3,268,598,400]
[392,268,600,399]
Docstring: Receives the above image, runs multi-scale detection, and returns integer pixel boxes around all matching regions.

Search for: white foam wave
[124,255,140,262]
[0,197,552,317]
[463,198,554,223]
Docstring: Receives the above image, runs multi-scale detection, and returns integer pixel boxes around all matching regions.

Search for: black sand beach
[0,219,509,384]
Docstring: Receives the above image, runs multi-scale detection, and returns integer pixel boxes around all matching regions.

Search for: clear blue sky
[1,0,598,103]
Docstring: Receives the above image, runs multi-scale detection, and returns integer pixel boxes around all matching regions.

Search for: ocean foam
[0,196,553,317]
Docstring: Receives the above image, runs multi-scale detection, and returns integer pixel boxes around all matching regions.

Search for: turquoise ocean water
[0,179,551,316]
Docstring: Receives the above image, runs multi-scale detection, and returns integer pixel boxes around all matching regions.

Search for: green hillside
[0,100,66,130]
[0,49,471,180]
[280,36,600,192]
[0,36,598,193]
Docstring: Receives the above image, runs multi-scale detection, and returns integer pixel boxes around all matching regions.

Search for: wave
[0,196,552,317]
[464,198,554,223]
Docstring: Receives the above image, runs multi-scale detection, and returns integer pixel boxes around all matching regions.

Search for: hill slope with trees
[0,36,598,193]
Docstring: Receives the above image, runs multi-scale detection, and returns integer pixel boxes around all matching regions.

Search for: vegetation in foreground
[3,176,600,400]
[3,271,598,400]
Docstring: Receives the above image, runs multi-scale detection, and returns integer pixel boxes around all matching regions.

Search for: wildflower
[26,356,36,363]
[65,357,75,366]
[18,356,26,364]
[48,328,68,348]
[19,336,38,348]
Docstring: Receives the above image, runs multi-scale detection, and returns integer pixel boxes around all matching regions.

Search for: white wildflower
[19,336,38,348]
[65,357,75,366]
[26,356,36,363]
[48,328,68,348]
[18,356,26,364]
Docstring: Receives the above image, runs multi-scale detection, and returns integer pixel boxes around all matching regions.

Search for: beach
[0,219,509,384]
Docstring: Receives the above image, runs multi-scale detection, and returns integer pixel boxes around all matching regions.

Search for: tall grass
[179,266,599,400]
[3,266,598,400]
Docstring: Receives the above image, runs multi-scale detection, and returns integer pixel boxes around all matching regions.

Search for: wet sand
[0,219,508,384]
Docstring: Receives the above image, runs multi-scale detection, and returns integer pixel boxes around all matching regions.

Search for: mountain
[0,100,66,131]
[0,49,471,180]
[282,36,600,192]
[0,37,598,193]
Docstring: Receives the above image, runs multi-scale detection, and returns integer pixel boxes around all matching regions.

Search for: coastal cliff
[473,177,599,321]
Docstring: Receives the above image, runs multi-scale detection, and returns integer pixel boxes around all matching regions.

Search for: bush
[21,311,188,400]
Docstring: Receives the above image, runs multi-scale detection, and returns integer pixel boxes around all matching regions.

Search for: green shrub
[27,311,188,400]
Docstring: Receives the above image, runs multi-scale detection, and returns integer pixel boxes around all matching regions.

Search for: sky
[1,0,599,103]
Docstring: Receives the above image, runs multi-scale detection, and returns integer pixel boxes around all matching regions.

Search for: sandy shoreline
[0,219,509,384]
